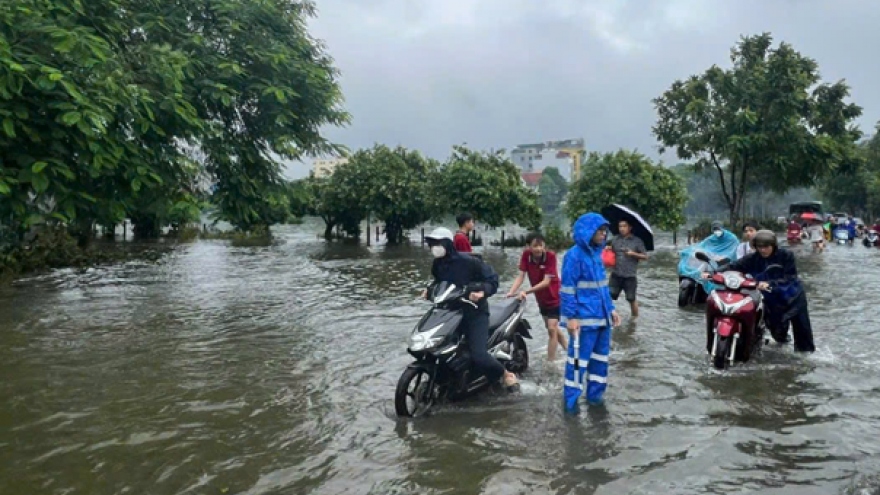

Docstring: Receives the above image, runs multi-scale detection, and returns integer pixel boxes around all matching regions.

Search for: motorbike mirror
[694,251,711,263]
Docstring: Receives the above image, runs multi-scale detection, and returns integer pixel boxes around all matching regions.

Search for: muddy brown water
[2,220,879,494]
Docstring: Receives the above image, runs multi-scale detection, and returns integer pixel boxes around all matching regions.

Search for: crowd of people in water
[419,209,825,410]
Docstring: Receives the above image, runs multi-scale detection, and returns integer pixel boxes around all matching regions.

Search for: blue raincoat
[561,213,615,410]
[678,229,739,295]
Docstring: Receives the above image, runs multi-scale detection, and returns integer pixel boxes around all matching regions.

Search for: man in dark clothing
[453,213,475,252]
[423,227,519,389]
[712,229,816,352]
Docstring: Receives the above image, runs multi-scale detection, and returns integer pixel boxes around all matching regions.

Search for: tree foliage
[537,166,568,213]
[818,123,880,218]
[653,32,862,225]
[297,172,364,240]
[0,0,347,247]
[290,145,544,243]
[435,146,542,229]
[345,145,440,244]
[566,150,688,231]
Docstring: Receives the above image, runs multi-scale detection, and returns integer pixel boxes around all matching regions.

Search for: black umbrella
[600,204,655,251]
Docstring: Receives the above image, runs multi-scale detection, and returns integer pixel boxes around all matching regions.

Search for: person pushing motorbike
[423,228,520,391]
[703,230,815,352]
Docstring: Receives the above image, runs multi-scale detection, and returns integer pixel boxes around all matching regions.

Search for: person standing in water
[608,220,648,319]
[453,213,475,253]
[561,213,621,408]
[735,221,758,259]
[506,233,568,361]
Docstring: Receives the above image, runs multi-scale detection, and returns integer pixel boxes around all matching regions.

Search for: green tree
[436,146,541,229]
[301,168,365,240]
[537,166,568,213]
[819,123,880,219]
[143,0,348,232]
[286,178,313,220]
[0,0,347,253]
[653,33,863,225]
[566,150,688,231]
[346,145,439,245]
[0,0,203,245]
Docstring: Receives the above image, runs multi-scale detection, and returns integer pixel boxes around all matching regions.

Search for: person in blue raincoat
[561,213,621,409]
[678,221,740,297]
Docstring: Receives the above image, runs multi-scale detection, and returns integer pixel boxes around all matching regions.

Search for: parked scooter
[395,282,532,417]
[678,249,730,307]
[696,252,784,370]
[863,230,879,248]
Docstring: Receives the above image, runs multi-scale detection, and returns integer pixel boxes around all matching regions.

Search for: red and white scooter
[696,252,783,370]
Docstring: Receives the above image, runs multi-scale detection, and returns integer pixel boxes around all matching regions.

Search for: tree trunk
[323,221,335,240]
[385,222,403,245]
[70,218,94,248]
[132,216,160,239]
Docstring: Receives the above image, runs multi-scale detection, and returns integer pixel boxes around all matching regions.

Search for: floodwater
[2,220,879,495]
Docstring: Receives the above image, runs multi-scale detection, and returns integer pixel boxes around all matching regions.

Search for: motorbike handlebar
[459,297,479,309]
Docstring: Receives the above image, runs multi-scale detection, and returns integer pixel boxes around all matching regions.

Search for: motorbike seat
[488,299,520,331]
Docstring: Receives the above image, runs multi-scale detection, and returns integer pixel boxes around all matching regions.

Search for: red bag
[602,248,616,268]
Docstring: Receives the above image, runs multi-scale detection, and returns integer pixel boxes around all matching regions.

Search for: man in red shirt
[453,212,475,252]
[505,233,568,361]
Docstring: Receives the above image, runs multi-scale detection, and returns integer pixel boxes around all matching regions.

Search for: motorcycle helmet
[425,227,455,257]
[425,227,454,242]
[751,229,777,249]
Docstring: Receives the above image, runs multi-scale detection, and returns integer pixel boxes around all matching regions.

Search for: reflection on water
[1,219,879,494]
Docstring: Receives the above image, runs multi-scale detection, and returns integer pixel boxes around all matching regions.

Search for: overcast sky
[284,0,880,179]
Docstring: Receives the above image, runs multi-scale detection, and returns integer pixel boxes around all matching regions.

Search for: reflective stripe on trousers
[563,325,611,402]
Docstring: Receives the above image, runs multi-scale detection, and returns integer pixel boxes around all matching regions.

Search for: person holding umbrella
[607,220,648,319]
[600,204,654,320]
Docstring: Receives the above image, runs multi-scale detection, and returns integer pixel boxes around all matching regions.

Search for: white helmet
[425,227,454,241]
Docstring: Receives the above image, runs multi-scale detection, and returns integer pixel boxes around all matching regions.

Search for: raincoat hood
[572,213,610,251]
[699,228,739,253]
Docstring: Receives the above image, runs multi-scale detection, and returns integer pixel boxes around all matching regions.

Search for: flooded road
[2,219,880,495]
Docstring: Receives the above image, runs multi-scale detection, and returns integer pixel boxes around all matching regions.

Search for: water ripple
[1,222,879,494]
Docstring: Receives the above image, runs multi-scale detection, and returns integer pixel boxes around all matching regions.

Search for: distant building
[509,138,584,181]
[521,171,543,192]
[312,157,349,178]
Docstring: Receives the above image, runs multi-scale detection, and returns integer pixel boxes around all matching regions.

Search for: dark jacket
[729,246,803,306]
[429,238,499,312]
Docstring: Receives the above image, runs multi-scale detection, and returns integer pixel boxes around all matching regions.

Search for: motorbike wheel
[506,335,529,373]
[713,336,729,370]
[394,366,435,418]
[678,286,692,307]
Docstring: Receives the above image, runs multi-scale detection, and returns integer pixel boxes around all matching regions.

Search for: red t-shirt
[518,250,560,309]
[453,231,472,252]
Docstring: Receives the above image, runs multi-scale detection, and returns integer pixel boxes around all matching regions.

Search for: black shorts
[609,274,638,302]
[539,306,560,320]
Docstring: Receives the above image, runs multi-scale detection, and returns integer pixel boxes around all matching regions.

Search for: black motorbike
[394,282,532,417]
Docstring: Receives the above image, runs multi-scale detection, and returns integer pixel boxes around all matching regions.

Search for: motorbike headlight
[723,273,743,290]
[409,323,444,351]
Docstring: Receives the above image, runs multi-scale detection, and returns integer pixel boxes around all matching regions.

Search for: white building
[312,157,349,178]
[509,138,584,181]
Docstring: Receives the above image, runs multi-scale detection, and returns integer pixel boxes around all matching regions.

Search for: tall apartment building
[312,157,349,178]
[509,138,584,181]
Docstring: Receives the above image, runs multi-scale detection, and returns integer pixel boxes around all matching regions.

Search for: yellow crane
[556,147,586,181]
